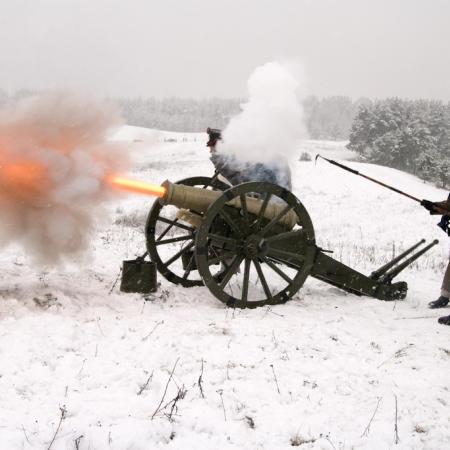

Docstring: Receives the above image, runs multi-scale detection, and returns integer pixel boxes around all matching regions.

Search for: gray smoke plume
[218,61,307,165]
[0,92,128,264]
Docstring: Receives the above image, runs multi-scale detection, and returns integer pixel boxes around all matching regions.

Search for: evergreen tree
[348,98,450,187]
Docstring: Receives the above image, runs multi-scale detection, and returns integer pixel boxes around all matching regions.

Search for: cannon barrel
[160,180,298,229]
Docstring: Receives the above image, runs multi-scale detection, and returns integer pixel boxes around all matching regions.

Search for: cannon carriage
[145,174,437,308]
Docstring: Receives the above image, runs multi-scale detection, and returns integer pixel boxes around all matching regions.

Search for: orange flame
[0,159,50,199]
[0,155,166,202]
[106,175,166,198]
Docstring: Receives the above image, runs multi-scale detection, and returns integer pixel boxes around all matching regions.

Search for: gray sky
[0,0,449,100]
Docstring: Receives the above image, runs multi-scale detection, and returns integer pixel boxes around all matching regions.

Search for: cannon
[145,175,438,308]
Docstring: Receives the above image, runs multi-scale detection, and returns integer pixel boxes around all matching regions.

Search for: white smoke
[0,92,128,264]
[218,61,307,165]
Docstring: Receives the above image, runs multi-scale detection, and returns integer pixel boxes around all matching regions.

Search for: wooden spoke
[254,193,272,228]
[158,216,194,233]
[156,218,179,242]
[219,255,244,289]
[163,242,195,268]
[261,256,293,284]
[156,235,192,246]
[209,246,223,266]
[239,194,250,224]
[260,204,294,237]
[253,259,273,300]
[241,258,251,303]
[207,233,239,250]
[182,254,195,280]
[207,251,235,266]
[218,208,243,237]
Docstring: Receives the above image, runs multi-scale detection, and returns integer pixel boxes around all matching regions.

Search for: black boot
[428,296,449,309]
[438,315,450,325]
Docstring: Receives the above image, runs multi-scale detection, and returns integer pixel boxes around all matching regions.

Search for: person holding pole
[316,154,450,326]
[422,195,450,325]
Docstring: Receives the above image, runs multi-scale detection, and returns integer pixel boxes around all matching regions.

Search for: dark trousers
[441,259,450,298]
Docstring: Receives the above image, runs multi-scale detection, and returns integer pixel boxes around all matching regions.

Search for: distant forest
[1,90,449,186]
[0,89,364,140]
[116,95,364,140]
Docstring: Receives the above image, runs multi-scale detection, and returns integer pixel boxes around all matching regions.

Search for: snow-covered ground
[0,127,449,449]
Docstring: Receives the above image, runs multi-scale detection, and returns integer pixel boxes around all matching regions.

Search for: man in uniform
[206,127,292,191]
[423,196,450,325]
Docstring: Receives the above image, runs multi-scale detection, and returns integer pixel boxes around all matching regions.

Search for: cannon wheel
[195,182,316,308]
[146,176,229,287]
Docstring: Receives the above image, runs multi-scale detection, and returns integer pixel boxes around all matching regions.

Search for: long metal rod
[380,239,439,282]
[315,155,422,202]
[370,239,425,280]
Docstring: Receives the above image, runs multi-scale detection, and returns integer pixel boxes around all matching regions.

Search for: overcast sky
[0,0,449,100]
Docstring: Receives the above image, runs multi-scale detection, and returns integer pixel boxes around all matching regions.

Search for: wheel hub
[243,234,268,258]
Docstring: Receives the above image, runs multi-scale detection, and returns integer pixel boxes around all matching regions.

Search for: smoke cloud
[0,92,128,264]
[218,61,307,165]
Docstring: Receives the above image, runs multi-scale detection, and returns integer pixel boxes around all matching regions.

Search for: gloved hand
[433,200,450,214]
[421,199,450,215]
[421,199,440,214]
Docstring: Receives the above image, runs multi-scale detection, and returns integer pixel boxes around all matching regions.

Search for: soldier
[203,127,292,275]
[423,196,450,325]
[313,154,450,325]
[206,127,292,191]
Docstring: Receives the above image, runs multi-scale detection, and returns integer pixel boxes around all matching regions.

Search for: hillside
[0,127,448,449]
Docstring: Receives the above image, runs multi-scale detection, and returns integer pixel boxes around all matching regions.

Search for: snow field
[0,128,448,449]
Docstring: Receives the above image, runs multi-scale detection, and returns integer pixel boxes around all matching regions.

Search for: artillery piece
[145,175,437,308]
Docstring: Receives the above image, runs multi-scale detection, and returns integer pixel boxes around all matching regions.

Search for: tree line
[0,89,362,140]
[2,89,449,186]
[117,95,363,139]
[348,98,450,187]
